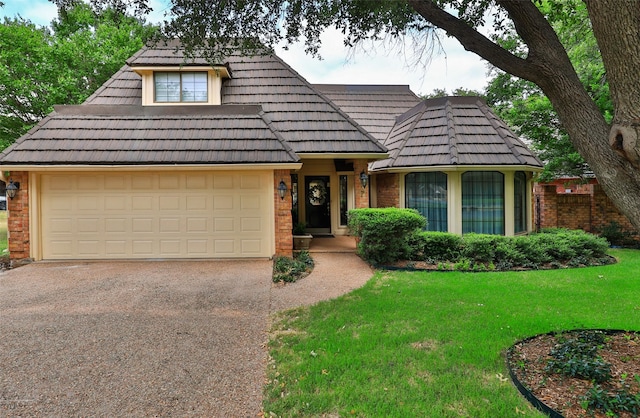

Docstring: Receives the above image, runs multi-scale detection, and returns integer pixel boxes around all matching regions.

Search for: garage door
[40,171,273,259]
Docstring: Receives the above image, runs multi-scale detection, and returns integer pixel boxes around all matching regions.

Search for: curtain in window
[462,171,504,235]
[405,172,448,232]
[514,171,527,233]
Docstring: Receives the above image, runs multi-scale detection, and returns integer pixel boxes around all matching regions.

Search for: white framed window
[154,72,208,103]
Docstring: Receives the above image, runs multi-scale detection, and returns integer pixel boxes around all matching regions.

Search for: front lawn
[265,249,640,417]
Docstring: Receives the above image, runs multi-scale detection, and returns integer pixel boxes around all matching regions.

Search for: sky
[0,0,491,96]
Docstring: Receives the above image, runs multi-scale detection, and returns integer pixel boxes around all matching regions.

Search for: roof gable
[371,96,543,171]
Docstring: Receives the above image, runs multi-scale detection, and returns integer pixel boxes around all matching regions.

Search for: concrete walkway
[270,251,373,312]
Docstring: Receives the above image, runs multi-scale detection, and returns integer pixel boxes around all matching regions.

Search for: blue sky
[1,0,490,96]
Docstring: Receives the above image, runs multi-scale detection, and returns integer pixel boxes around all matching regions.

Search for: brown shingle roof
[313,84,422,142]
[84,42,387,156]
[0,105,300,165]
[370,96,543,171]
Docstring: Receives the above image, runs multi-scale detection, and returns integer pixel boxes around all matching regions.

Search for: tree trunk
[409,0,640,232]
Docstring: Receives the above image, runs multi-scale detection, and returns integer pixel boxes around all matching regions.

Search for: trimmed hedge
[348,208,426,265]
[407,228,611,270]
[348,207,611,269]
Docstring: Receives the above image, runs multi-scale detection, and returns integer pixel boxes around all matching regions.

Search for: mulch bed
[507,330,640,417]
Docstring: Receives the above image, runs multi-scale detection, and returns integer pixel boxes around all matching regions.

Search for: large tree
[485,1,611,182]
[46,0,640,232]
[0,1,156,148]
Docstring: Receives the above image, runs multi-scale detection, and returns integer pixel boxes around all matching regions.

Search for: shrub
[273,251,314,283]
[545,330,612,383]
[598,221,639,247]
[348,208,426,265]
[408,231,462,263]
[460,234,506,263]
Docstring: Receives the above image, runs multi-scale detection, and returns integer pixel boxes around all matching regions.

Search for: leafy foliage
[405,229,611,271]
[0,1,157,149]
[273,250,314,283]
[545,330,612,383]
[348,208,426,265]
[581,378,640,416]
[485,1,612,181]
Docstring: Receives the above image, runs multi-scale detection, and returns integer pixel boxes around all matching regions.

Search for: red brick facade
[375,173,400,208]
[353,160,370,209]
[534,183,637,236]
[274,170,293,257]
[6,171,30,261]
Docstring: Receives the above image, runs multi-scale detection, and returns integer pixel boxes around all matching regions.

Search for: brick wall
[375,173,399,208]
[7,172,30,261]
[534,182,637,236]
[274,170,293,257]
[353,160,370,209]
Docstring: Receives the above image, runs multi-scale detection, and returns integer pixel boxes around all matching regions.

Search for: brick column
[353,160,370,209]
[534,184,558,230]
[274,170,293,257]
[7,171,30,261]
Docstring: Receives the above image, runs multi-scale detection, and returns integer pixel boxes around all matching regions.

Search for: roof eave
[297,152,389,160]
[0,163,303,172]
[370,164,544,173]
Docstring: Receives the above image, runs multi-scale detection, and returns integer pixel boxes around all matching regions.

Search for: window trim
[153,71,209,104]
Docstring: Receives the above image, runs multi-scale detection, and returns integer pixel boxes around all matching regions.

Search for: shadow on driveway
[0,260,272,417]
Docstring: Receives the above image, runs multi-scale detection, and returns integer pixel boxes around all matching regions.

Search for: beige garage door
[40,171,273,259]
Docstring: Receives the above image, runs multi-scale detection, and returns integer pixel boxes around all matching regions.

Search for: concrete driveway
[0,260,272,417]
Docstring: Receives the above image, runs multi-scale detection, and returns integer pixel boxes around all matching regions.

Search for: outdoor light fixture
[6,180,19,200]
[277,179,287,200]
[359,171,369,189]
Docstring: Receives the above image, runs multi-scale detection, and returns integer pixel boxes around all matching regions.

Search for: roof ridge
[476,100,530,164]
[376,101,427,170]
[258,110,301,163]
[84,64,133,105]
[445,99,459,165]
[269,54,387,153]
[0,111,57,160]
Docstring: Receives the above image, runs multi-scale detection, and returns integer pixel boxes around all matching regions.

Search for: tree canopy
[485,1,611,182]
[0,1,156,148]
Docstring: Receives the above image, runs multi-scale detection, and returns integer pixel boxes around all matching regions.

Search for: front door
[305,176,331,234]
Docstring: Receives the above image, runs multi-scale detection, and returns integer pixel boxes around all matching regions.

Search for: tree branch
[407,0,536,80]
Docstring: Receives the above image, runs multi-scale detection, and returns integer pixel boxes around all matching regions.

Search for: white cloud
[276,28,489,96]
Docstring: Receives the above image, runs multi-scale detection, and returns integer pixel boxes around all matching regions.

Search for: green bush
[409,231,463,263]
[392,228,611,270]
[273,250,314,283]
[348,208,426,265]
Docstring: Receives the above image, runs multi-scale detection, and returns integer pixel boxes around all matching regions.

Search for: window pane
[514,171,527,233]
[154,72,180,102]
[339,175,348,226]
[181,72,208,102]
[462,171,504,235]
[405,172,448,232]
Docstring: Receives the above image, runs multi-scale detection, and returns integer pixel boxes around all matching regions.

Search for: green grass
[264,249,640,417]
[0,211,7,254]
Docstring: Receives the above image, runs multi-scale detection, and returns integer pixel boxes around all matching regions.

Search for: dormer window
[154,72,208,103]
[131,65,231,106]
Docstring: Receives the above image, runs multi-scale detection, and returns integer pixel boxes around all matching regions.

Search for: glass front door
[305,176,331,234]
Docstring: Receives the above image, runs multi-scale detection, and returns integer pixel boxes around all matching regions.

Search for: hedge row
[408,229,612,270]
[348,208,613,269]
